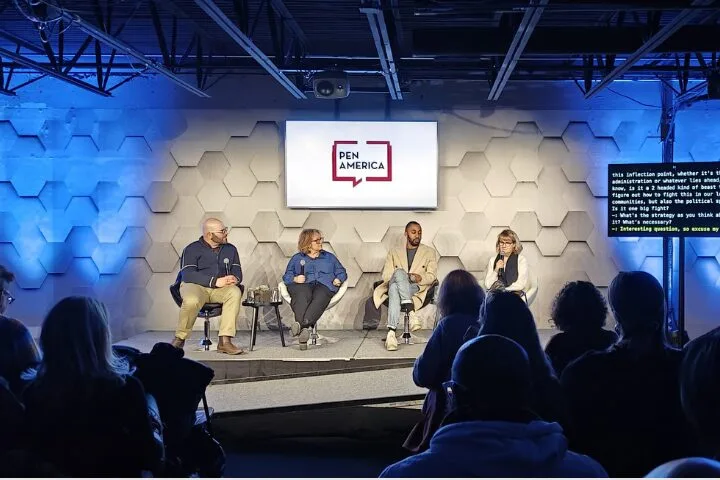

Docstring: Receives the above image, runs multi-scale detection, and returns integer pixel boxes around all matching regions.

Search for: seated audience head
[297,228,323,253]
[202,217,228,246]
[609,271,665,338]
[0,317,40,394]
[38,296,126,384]
[0,265,15,316]
[480,290,554,378]
[437,269,485,318]
[646,457,720,478]
[551,280,608,332]
[495,229,522,256]
[680,326,720,452]
[405,221,422,247]
[447,334,531,414]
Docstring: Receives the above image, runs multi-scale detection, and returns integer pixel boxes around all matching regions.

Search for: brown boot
[171,337,185,349]
[217,336,245,355]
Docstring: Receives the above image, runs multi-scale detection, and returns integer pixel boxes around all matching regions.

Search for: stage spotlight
[312,71,350,99]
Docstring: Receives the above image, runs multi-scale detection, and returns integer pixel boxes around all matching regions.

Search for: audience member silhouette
[381,335,607,477]
[476,290,569,429]
[403,270,485,453]
[680,326,720,459]
[0,316,40,397]
[0,316,40,457]
[646,457,720,478]
[544,280,618,376]
[561,271,697,477]
[22,296,164,477]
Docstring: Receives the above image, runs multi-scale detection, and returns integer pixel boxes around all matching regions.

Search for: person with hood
[380,334,607,478]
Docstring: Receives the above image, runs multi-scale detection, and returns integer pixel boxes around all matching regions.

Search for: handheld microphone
[299,259,305,275]
[223,258,230,276]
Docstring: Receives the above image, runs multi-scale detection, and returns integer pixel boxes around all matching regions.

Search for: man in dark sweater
[171,218,244,354]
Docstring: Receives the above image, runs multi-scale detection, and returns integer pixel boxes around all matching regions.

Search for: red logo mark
[331,140,393,187]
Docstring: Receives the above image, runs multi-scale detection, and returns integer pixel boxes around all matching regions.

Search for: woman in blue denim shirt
[283,229,347,350]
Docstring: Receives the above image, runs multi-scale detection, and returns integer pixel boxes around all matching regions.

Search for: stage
[117,328,557,415]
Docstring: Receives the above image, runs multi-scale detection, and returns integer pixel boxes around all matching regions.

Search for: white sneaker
[386,330,398,351]
[409,310,422,332]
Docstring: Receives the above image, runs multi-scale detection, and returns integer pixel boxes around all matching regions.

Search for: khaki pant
[175,282,242,340]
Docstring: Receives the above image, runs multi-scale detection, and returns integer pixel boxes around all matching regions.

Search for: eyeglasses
[211,228,229,235]
[1,289,14,304]
[311,238,324,244]
[499,241,514,246]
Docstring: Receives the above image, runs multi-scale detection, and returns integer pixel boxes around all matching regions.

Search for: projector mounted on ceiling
[312,71,350,99]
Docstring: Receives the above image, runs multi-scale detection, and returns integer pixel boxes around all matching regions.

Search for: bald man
[172,218,244,354]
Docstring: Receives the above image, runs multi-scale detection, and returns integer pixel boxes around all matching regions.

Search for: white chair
[524,269,538,306]
[278,281,349,346]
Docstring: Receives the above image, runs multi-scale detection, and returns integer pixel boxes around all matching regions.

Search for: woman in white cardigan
[485,229,530,300]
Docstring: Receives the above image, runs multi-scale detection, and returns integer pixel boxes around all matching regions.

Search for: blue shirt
[283,251,348,293]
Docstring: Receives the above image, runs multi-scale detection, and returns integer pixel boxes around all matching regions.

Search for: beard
[211,233,227,244]
[409,237,421,246]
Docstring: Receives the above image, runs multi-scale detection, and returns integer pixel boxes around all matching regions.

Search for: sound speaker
[312,71,350,99]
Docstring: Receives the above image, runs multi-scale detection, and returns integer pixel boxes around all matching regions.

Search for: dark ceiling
[0,0,719,99]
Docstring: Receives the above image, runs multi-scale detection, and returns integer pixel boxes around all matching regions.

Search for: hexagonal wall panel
[91,243,128,274]
[459,212,491,242]
[91,121,125,151]
[0,121,18,152]
[39,182,72,211]
[303,212,338,240]
[433,228,465,257]
[39,242,74,274]
[171,226,201,256]
[223,163,257,197]
[145,213,179,243]
[92,181,126,213]
[197,151,231,181]
[458,152,491,182]
[124,287,154,318]
[64,165,99,196]
[535,228,568,256]
[197,181,230,212]
[561,211,595,241]
[510,152,543,182]
[119,227,153,257]
[40,118,73,151]
[436,256,465,283]
[171,196,205,228]
[146,242,179,272]
[37,211,73,243]
[459,240,489,272]
[171,167,205,197]
[10,162,48,197]
[144,181,179,213]
[250,211,283,242]
[226,228,258,259]
[510,211,540,242]
[458,183,491,212]
[484,165,517,197]
[117,165,152,197]
[0,244,46,289]
[0,212,19,242]
[535,194,568,227]
[250,154,281,182]
[277,228,302,257]
[118,136,152,156]
[276,209,310,228]
[586,167,608,197]
[537,137,571,166]
[562,122,594,152]
[355,242,388,272]
[66,226,99,258]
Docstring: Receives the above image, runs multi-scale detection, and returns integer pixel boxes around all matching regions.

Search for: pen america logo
[332,140,393,187]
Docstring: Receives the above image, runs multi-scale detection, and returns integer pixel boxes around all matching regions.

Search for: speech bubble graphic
[332,140,392,187]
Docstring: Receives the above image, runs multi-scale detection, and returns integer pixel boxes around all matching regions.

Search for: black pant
[287,283,334,328]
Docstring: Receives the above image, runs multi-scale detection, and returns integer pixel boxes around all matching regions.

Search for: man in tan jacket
[373,221,438,351]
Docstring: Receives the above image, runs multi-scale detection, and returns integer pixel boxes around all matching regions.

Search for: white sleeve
[484,255,498,289]
[505,255,529,292]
